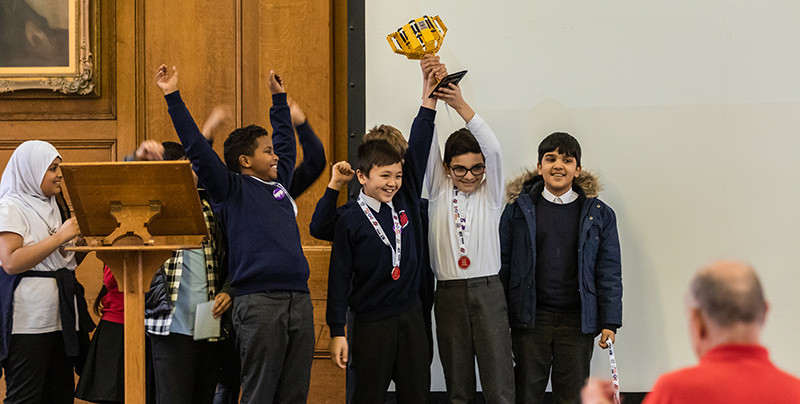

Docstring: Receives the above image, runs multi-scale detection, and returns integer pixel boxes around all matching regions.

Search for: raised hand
[134,140,165,161]
[433,83,474,122]
[202,105,234,141]
[328,161,355,191]
[287,97,307,127]
[155,64,179,95]
[267,70,286,94]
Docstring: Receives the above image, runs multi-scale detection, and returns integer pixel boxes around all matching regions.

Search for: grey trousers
[511,309,594,404]
[233,291,315,404]
[434,275,515,404]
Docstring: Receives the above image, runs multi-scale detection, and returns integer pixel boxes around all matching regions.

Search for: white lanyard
[607,339,621,404]
[357,195,402,280]
[452,187,471,269]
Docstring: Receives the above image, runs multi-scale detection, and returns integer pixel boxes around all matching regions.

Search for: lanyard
[357,195,402,280]
[452,187,471,269]
[607,339,621,404]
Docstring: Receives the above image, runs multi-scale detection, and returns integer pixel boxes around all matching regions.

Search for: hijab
[0,140,74,270]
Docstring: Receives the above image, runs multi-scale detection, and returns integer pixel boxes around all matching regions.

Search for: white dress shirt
[425,114,504,281]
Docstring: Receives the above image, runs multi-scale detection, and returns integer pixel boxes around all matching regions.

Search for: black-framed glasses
[450,164,486,177]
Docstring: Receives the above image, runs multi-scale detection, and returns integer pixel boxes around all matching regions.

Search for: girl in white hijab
[0,140,91,404]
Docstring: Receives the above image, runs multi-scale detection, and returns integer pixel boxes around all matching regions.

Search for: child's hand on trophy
[420,55,447,82]
[434,83,474,122]
[420,54,440,79]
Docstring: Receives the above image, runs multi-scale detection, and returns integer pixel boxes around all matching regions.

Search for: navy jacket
[499,169,622,334]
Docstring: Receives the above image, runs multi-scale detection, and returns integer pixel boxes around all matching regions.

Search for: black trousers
[351,304,430,404]
[2,332,73,404]
[149,333,221,404]
[511,310,594,404]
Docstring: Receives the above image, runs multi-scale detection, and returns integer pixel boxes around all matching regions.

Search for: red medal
[392,266,400,280]
[458,256,471,269]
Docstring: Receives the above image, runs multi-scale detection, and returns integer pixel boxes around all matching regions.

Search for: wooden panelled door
[0,0,349,402]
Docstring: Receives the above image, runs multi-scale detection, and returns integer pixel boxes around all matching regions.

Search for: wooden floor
[0,357,345,403]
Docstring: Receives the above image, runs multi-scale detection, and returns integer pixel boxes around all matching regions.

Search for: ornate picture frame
[0,0,95,95]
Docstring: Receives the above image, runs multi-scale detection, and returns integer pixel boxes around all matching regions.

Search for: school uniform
[425,114,514,403]
[164,91,314,404]
[327,106,435,404]
[0,141,94,404]
[500,170,622,404]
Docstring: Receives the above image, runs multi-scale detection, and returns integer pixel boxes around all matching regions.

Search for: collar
[359,190,394,213]
[542,186,577,204]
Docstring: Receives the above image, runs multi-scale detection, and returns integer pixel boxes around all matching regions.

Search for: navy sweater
[289,121,326,198]
[535,199,581,312]
[326,107,435,337]
[165,91,310,296]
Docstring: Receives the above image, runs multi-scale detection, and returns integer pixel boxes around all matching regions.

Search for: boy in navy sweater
[156,65,314,404]
[326,68,440,403]
[499,132,622,404]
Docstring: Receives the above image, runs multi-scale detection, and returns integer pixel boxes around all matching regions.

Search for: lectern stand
[61,161,209,404]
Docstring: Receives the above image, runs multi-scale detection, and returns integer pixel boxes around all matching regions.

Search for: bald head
[688,261,767,328]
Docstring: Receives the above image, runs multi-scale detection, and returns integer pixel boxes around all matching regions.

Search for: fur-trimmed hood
[505,168,602,204]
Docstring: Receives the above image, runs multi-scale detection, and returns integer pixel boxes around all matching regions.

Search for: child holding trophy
[423,57,515,403]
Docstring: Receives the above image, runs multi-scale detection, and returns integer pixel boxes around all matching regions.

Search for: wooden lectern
[61,161,208,404]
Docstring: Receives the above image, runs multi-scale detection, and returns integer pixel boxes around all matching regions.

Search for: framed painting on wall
[0,0,95,95]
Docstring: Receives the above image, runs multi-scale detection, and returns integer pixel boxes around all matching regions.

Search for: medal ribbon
[607,339,621,404]
[357,195,401,273]
[452,186,469,259]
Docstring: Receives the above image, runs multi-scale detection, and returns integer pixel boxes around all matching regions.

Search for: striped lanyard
[452,187,472,269]
[452,186,469,257]
[607,339,621,404]
[357,195,402,279]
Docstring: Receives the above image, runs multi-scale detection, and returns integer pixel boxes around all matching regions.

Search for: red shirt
[643,344,800,404]
[100,265,124,324]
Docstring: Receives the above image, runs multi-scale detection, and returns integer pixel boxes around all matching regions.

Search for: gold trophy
[387,15,447,60]
[388,15,465,98]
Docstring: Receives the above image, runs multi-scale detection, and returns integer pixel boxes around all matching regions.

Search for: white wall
[366,0,800,391]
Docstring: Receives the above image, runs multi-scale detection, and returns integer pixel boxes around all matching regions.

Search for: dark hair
[690,263,767,327]
[161,141,186,161]
[443,128,483,165]
[93,285,108,317]
[537,132,582,167]
[356,139,403,176]
[223,125,269,174]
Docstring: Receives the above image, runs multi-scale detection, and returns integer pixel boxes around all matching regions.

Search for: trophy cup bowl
[387,15,447,60]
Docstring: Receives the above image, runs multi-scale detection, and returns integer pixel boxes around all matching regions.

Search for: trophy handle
[429,15,448,54]
[387,31,424,59]
[386,32,405,55]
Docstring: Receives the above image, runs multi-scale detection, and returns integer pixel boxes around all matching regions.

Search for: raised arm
[404,67,443,198]
[156,65,234,202]
[288,98,326,198]
[434,83,504,207]
[267,71,297,187]
[201,105,233,142]
[309,162,354,241]
[421,56,447,199]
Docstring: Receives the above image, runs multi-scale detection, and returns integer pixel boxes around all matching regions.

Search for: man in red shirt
[582,260,800,404]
